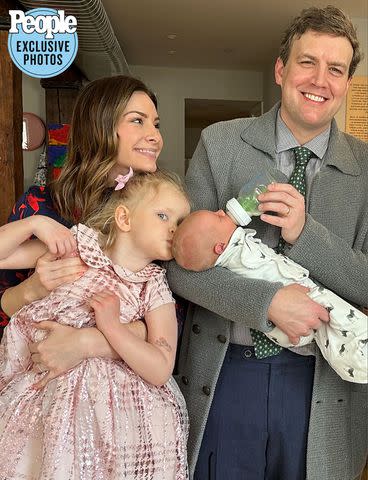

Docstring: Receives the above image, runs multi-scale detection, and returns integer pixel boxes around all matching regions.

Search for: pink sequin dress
[0,224,188,480]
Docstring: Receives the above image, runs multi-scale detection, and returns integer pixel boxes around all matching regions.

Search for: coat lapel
[323,122,361,176]
[240,103,361,177]
[240,103,279,159]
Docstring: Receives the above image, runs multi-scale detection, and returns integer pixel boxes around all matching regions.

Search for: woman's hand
[30,318,147,389]
[30,321,90,389]
[1,251,88,317]
[33,251,87,296]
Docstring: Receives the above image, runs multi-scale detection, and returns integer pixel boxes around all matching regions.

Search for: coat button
[192,324,201,334]
[181,376,189,385]
[266,320,275,328]
[244,349,253,358]
[202,386,211,396]
[217,334,227,343]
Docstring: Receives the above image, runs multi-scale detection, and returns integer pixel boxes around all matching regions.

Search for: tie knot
[293,146,313,166]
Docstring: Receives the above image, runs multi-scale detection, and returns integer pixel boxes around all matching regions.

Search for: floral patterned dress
[0,224,188,480]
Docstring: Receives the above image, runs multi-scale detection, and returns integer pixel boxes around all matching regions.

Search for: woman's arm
[1,252,88,317]
[0,186,78,327]
[0,217,46,266]
[92,292,177,386]
[31,318,148,389]
[0,216,76,267]
[0,216,80,318]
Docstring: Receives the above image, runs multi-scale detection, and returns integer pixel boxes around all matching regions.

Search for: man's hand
[258,183,306,244]
[268,284,330,344]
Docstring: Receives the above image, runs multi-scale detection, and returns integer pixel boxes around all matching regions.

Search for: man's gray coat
[167,104,368,480]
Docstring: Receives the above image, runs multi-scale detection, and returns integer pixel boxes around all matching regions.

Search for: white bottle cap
[226,198,252,226]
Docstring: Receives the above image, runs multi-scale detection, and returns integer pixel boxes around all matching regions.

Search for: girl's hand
[31,216,77,256]
[90,291,121,333]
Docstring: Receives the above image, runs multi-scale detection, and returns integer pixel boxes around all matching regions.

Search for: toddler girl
[0,171,190,480]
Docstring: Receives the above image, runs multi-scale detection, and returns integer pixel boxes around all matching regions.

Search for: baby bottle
[226,171,275,226]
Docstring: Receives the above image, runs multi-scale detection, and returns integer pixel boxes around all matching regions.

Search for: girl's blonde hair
[86,170,189,250]
[51,75,158,224]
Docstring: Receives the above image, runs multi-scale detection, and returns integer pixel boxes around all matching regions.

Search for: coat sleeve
[166,131,283,332]
[289,136,368,307]
[289,214,368,306]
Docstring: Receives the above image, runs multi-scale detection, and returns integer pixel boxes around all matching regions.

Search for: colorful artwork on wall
[47,124,70,180]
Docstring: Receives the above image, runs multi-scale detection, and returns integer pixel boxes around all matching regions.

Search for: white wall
[130,66,263,178]
[262,16,368,130]
[22,75,46,189]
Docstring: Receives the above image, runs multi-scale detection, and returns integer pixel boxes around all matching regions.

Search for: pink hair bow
[114,167,134,190]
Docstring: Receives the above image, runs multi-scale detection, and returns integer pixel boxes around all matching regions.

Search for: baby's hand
[90,291,120,332]
[31,216,77,256]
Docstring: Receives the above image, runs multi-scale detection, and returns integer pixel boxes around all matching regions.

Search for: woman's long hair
[51,75,158,224]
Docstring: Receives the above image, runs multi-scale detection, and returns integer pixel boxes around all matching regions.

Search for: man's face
[275,30,353,143]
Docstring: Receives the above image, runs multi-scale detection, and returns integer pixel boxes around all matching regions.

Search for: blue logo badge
[8,8,78,78]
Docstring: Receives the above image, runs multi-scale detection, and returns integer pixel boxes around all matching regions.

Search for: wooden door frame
[0,0,23,226]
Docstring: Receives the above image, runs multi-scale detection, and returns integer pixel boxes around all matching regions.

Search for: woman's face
[111,91,163,181]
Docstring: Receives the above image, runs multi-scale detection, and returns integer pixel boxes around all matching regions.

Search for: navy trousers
[194,344,315,480]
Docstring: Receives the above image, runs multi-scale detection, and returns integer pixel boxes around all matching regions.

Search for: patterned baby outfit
[0,224,188,480]
[215,227,368,383]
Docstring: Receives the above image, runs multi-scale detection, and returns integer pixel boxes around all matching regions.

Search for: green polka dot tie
[276,146,314,254]
[250,146,313,359]
[250,327,283,358]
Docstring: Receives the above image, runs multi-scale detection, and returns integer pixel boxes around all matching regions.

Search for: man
[167,6,367,480]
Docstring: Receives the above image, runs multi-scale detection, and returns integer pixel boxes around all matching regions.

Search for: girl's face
[129,184,190,262]
[111,91,163,182]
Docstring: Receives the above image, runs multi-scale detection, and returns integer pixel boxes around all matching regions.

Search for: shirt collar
[275,109,330,160]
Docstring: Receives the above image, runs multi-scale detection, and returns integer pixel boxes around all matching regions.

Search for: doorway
[185,98,262,172]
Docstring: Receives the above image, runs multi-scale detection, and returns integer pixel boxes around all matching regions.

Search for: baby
[172,209,367,384]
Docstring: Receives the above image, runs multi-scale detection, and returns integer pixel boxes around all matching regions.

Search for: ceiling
[101,0,367,72]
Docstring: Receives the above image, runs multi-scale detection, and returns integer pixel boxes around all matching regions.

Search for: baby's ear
[115,205,131,232]
[214,242,226,255]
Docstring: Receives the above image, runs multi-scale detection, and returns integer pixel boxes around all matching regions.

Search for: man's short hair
[279,5,362,78]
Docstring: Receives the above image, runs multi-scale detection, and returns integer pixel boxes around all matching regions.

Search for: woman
[0,75,163,388]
